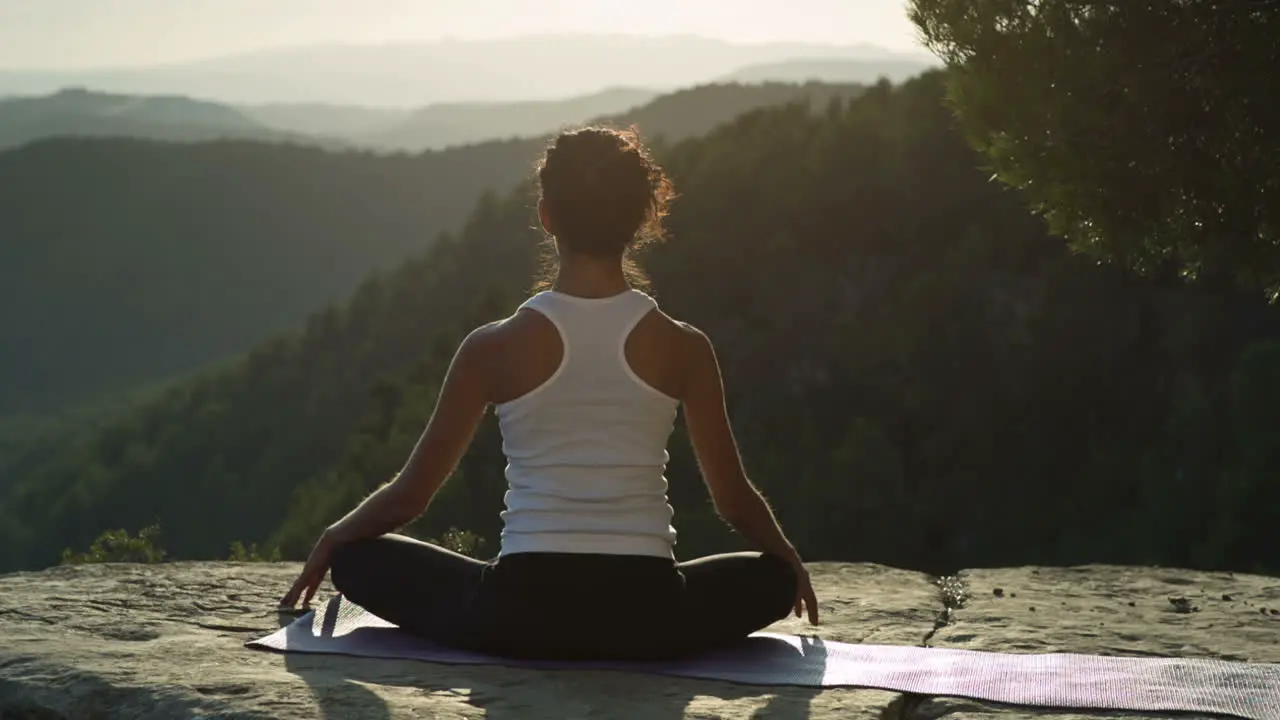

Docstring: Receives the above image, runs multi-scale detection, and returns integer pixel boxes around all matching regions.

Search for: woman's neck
[550,251,630,299]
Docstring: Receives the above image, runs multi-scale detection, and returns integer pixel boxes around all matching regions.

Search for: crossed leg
[329,534,799,660]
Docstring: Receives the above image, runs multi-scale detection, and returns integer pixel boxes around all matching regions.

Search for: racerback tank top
[493,289,680,559]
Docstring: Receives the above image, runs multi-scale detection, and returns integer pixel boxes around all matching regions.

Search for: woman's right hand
[279,528,340,611]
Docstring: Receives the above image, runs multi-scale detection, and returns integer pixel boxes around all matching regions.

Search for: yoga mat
[249,595,1280,720]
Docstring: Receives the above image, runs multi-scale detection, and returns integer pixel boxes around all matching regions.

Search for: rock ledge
[1,561,1276,719]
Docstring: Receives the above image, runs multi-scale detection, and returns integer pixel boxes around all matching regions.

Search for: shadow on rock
[278,605,392,720]
[273,601,824,719]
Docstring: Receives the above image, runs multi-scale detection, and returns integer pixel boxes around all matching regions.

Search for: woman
[280,126,818,661]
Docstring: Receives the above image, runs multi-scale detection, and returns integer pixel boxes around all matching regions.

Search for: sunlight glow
[0,0,926,70]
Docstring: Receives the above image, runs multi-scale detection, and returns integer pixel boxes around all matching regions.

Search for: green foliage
[227,540,283,562]
[0,138,523,416]
[909,0,1280,297]
[428,528,487,559]
[60,524,165,565]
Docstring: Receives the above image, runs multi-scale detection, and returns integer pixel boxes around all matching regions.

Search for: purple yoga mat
[248,595,1280,720]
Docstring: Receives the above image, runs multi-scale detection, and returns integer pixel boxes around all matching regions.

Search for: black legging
[329,534,799,661]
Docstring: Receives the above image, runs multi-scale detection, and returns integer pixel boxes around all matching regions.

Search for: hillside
[242,88,658,152]
[0,87,311,151]
[716,57,935,84]
[0,81,865,418]
[359,87,658,152]
[4,71,1279,583]
[239,102,411,138]
[0,86,657,154]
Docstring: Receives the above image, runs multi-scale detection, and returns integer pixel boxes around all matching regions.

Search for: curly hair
[533,125,676,290]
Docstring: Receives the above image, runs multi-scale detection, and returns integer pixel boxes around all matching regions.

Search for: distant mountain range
[0,55,933,154]
[716,57,935,85]
[236,102,410,139]
[0,80,868,417]
[268,87,661,153]
[0,88,313,152]
[0,34,936,106]
[0,85,660,154]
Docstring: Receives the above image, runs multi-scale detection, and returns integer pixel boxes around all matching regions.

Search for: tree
[908,0,1280,297]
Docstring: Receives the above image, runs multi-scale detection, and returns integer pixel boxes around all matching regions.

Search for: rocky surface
[0,561,1276,719]
[920,565,1280,720]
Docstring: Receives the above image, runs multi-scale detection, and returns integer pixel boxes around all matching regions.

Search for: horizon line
[0,31,935,74]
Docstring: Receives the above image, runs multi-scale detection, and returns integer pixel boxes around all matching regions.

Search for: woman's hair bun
[536,125,675,257]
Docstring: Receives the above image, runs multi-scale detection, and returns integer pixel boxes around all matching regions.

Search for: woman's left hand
[279,530,339,610]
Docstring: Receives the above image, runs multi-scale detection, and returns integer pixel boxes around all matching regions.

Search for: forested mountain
[5,71,1278,581]
[1,69,912,156]
[0,87,310,151]
[0,81,864,418]
[237,102,412,139]
[241,88,657,151]
[358,88,658,152]
[4,85,680,156]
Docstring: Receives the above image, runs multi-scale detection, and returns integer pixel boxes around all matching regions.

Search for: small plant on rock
[60,523,166,565]
[227,540,283,562]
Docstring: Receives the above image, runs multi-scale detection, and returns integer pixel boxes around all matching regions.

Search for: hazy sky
[0,0,926,70]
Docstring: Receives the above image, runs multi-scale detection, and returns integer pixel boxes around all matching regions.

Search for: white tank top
[493,288,680,559]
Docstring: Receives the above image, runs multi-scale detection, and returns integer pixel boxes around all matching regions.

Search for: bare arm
[325,325,494,544]
[679,325,818,624]
[281,324,496,608]
[679,325,801,565]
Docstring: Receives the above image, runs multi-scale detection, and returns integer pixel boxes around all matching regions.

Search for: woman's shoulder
[635,308,719,375]
[465,311,531,349]
[459,305,555,363]
[652,309,711,350]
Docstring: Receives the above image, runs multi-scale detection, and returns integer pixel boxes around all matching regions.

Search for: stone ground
[0,561,1276,719]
